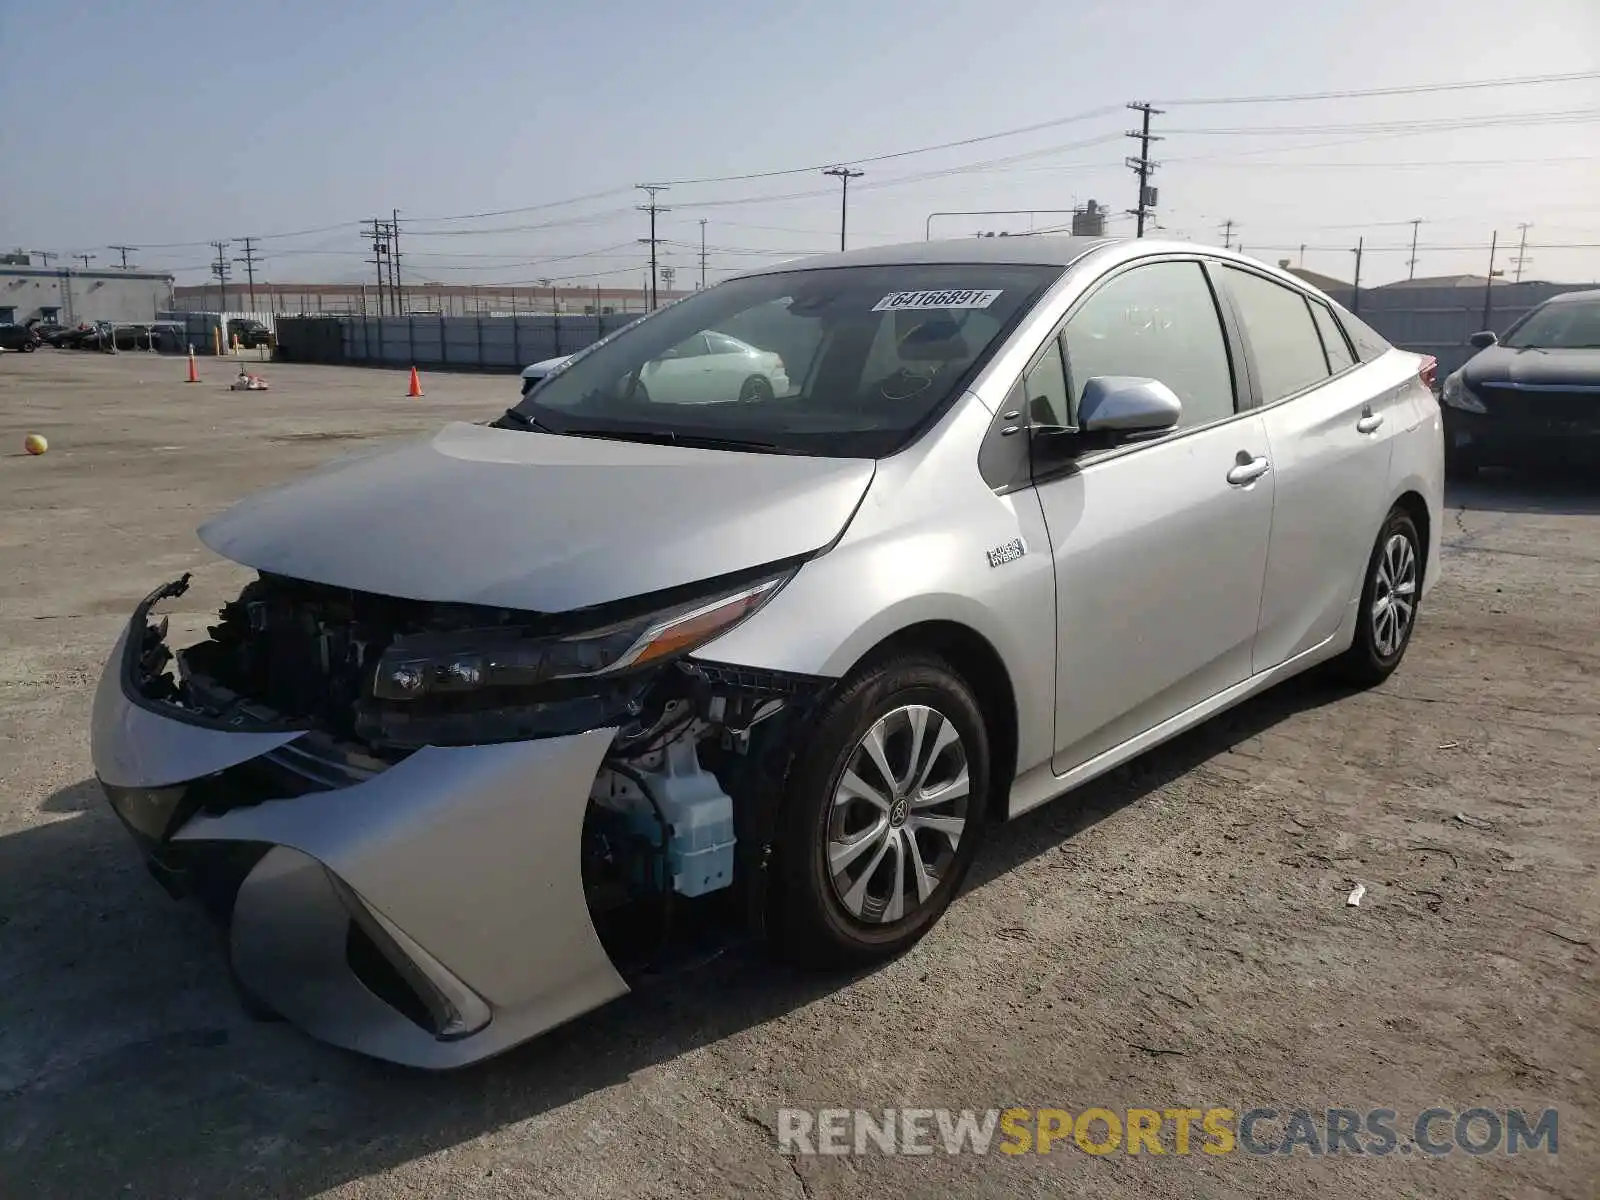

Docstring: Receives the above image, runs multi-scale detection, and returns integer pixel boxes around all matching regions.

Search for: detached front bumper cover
[92,599,631,1069]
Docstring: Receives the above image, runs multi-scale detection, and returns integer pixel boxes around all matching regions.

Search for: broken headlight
[371,572,791,702]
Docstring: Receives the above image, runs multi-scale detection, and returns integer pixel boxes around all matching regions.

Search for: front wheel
[773,655,989,967]
[1332,507,1423,686]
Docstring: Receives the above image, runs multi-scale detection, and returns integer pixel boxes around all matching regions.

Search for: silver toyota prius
[92,236,1445,1067]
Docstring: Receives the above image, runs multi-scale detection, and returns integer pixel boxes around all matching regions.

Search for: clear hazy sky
[2,0,1596,290]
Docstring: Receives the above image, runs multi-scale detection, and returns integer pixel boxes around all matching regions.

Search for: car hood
[1462,345,1600,388]
[198,421,875,611]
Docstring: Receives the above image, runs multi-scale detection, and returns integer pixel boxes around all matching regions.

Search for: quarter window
[1022,341,1072,427]
[1220,266,1333,402]
[1061,261,1235,429]
[1309,300,1355,373]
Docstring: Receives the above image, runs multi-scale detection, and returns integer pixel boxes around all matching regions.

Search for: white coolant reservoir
[639,736,737,898]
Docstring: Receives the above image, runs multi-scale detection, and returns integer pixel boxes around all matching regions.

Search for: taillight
[1418,355,1438,391]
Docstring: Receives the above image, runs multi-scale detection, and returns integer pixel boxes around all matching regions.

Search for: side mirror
[1468,330,1498,350]
[1078,376,1182,436]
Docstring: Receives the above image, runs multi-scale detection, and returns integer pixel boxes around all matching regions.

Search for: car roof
[1540,287,1600,305]
[731,234,1118,276]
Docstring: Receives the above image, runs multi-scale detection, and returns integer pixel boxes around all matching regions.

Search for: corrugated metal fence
[275,312,645,369]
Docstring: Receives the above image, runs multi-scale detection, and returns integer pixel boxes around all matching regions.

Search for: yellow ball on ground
[24,433,49,456]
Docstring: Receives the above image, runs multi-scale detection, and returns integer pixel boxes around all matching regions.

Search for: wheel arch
[840,619,1019,824]
[1391,487,1432,585]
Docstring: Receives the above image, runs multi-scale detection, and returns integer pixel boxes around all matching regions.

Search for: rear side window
[1309,301,1356,372]
[1219,266,1331,403]
[1332,305,1391,362]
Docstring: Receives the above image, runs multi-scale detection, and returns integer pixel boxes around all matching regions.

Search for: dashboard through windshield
[508,263,1063,457]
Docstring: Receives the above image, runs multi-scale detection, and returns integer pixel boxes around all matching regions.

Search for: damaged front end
[96,565,832,1066]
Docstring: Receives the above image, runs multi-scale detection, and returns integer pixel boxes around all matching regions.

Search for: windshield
[1501,296,1600,349]
[509,263,1062,456]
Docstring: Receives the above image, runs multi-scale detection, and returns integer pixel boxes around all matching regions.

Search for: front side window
[1221,266,1333,403]
[1501,295,1600,349]
[1061,260,1235,429]
[511,263,1063,457]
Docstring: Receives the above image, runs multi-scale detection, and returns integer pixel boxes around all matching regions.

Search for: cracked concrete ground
[1,350,1595,1198]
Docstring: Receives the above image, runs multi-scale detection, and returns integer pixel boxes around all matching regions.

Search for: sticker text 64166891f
[871,289,1003,313]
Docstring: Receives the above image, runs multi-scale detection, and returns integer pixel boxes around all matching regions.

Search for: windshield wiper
[492,407,555,432]
[562,427,795,454]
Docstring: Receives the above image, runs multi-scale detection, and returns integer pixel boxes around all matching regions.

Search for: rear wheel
[1333,507,1422,686]
[739,374,774,404]
[773,655,989,967]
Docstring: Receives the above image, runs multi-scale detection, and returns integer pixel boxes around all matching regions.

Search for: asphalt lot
[1,349,1595,1199]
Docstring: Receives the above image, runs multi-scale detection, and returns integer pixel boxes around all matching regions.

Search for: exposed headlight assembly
[371,572,791,702]
[1441,372,1486,413]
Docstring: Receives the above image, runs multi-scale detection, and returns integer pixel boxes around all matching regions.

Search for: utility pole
[30,249,56,267]
[699,218,708,289]
[391,209,403,315]
[1125,102,1163,238]
[1512,222,1533,283]
[1218,219,1235,250]
[822,167,864,251]
[209,240,232,311]
[636,184,670,310]
[1482,229,1499,330]
[1406,218,1423,280]
[363,219,390,317]
[1298,243,1306,268]
[74,253,96,269]
[1351,238,1364,316]
[234,236,262,310]
[109,244,138,269]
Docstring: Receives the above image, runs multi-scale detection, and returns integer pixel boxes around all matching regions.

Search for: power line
[1154,69,1600,106]
[1164,106,1600,136]
[108,244,138,269]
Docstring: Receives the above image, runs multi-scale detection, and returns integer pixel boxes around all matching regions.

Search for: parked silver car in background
[93,236,1443,1067]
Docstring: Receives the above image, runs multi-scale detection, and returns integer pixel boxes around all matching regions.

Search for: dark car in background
[0,323,42,351]
[227,318,274,349]
[1441,288,1600,476]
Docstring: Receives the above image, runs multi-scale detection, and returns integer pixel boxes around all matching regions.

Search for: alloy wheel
[1371,531,1418,658]
[825,704,970,925]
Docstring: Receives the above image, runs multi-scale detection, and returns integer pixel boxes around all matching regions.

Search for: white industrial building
[1,254,174,325]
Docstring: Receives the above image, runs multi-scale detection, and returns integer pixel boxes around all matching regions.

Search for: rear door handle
[1226,455,1271,486]
[1356,408,1384,434]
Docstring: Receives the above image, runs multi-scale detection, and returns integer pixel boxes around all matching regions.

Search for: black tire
[739,374,774,403]
[772,654,989,967]
[1444,441,1481,480]
[21,341,35,352]
[1332,507,1423,687]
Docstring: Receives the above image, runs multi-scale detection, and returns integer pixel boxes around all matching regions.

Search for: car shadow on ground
[4,671,1351,1197]
[1446,467,1600,517]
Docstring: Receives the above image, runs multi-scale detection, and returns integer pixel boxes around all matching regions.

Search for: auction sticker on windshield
[872,289,1003,312]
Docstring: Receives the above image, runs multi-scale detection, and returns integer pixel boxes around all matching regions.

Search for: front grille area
[1477,385,1600,427]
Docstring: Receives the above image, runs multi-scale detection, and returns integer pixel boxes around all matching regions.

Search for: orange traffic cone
[407,366,424,397]
[185,347,200,383]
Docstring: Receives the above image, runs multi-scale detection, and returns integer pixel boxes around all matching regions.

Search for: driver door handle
[1226,455,1271,486]
[1356,407,1384,434]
